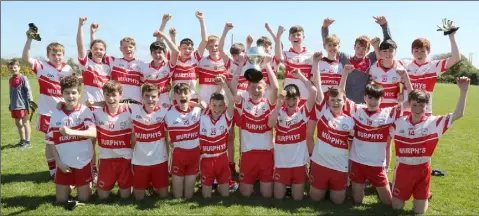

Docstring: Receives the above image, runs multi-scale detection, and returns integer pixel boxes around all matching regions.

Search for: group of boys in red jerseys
[18,11,471,214]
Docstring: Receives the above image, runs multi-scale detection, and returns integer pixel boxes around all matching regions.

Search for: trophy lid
[246,46,267,57]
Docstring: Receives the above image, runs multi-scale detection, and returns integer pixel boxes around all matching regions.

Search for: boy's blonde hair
[120,37,136,46]
[46,42,65,55]
[324,34,340,46]
[207,35,219,44]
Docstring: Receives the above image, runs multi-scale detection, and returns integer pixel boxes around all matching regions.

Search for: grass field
[1,78,478,215]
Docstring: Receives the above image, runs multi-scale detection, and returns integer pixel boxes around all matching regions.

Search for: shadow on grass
[1,194,56,215]
[1,171,51,184]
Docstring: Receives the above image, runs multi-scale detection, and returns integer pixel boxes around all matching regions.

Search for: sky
[2,1,479,67]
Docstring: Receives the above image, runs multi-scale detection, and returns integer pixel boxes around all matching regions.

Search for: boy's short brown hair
[7,59,20,66]
[354,35,371,51]
[103,80,122,95]
[327,86,346,99]
[325,34,340,46]
[210,92,225,102]
[289,25,304,35]
[411,38,431,53]
[60,75,81,93]
[180,38,194,47]
[408,89,430,104]
[379,39,397,50]
[365,83,384,99]
[46,42,65,55]
[150,41,167,53]
[230,43,245,55]
[142,83,160,96]
[284,84,300,99]
[256,36,272,47]
[120,37,136,46]
[173,83,191,94]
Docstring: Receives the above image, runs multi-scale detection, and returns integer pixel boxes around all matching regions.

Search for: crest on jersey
[191,116,197,122]
[211,128,216,135]
[183,119,189,125]
[378,119,386,125]
[220,126,225,131]
[120,122,127,129]
[156,117,163,122]
[392,77,398,82]
[341,124,349,130]
[421,128,428,135]
[359,116,364,121]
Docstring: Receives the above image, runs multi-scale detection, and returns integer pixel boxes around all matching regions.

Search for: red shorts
[11,109,28,119]
[274,165,307,186]
[309,161,348,191]
[97,158,133,191]
[170,147,200,176]
[392,162,431,200]
[350,160,388,187]
[239,150,274,184]
[55,163,92,187]
[37,114,50,134]
[133,162,168,190]
[200,153,231,186]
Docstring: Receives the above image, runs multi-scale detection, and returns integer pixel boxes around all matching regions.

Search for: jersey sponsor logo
[384,92,396,97]
[321,131,347,146]
[357,131,384,140]
[245,122,267,131]
[176,132,198,140]
[135,131,163,140]
[323,79,339,85]
[174,72,196,79]
[398,147,426,155]
[202,143,226,152]
[47,73,55,78]
[100,139,127,147]
[277,134,301,142]
[59,135,82,142]
[412,82,427,90]
[117,76,140,85]
[201,128,207,133]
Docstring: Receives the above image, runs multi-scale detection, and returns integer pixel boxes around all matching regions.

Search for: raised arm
[195,11,208,56]
[77,16,87,59]
[157,14,172,42]
[267,91,285,128]
[445,26,460,69]
[264,23,276,41]
[311,52,324,104]
[154,30,179,66]
[339,64,355,92]
[370,37,381,61]
[22,30,35,69]
[373,16,392,41]
[273,25,286,62]
[229,55,246,95]
[266,62,279,104]
[215,75,235,118]
[246,35,253,50]
[451,77,470,122]
[321,18,335,43]
[90,22,98,43]
[291,68,318,110]
[169,28,177,45]
[219,23,234,63]
[60,124,97,139]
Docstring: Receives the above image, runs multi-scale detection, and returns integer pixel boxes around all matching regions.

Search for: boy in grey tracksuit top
[8,59,33,148]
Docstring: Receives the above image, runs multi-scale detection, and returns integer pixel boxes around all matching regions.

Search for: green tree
[432,53,479,85]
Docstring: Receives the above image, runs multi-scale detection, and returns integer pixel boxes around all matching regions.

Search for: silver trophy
[244,46,268,82]
[437,18,459,35]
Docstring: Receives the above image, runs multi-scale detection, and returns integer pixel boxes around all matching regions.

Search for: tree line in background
[1,54,478,85]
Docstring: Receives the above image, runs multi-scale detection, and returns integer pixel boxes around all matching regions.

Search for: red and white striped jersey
[93,104,133,159]
[390,113,453,165]
[78,54,112,104]
[172,52,201,99]
[165,104,202,149]
[349,57,372,73]
[197,55,229,103]
[281,47,314,99]
[399,59,449,114]
[31,59,74,116]
[110,57,145,102]
[235,94,275,153]
[142,61,174,105]
[274,104,311,168]
[226,58,248,92]
[319,58,344,93]
[45,104,95,169]
[310,100,355,172]
[199,110,233,158]
[369,59,404,107]
[130,104,169,165]
[344,99,403,167]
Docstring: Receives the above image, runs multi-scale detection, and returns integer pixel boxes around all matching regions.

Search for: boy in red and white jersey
[230,57,279,198]
[390,77,469,214]
[199,75,235,198]
[399,25,460,115]
[131,83,170,200]
[142,31,179,105]
[267,69,316,200]
[77,17,111,106]
[91,26,145,104]
[22,27,75,179]
[165,83,202,199]
[92,80,134,199]
[339,65,413,205]
[273,24,313,101]
[309,68,355,204]
[369,39,405,108]
[219,23,247,97]
[45,76,96,203]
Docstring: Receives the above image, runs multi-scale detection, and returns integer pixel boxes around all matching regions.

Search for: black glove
[28,23,42,41]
